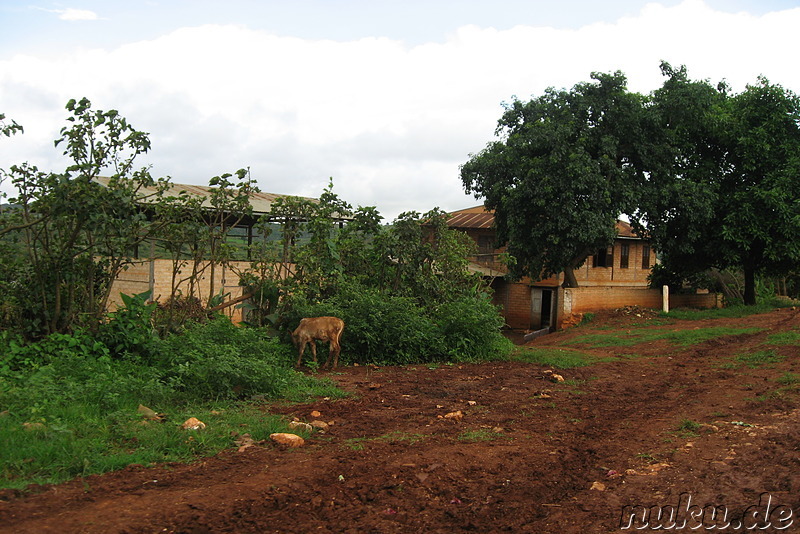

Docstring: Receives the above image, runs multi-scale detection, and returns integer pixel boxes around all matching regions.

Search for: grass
[730,349,785,369]
[512,347,615,368]
[562,327,762,349]
[776,372,800,386]
[457,428,507,443]
[662,300,793,321]
[676,419,701,438]
[766,330,800,346]
[0,403,301,490]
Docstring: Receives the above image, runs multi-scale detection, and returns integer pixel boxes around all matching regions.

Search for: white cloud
[3,1,800,220]
[57,8,98,21]
[33,7,100,21]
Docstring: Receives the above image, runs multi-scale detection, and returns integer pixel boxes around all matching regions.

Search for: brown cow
[292,316,345,369]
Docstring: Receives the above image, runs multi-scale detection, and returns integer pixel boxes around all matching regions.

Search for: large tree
[460,71,648,287]
[635,64,800,305]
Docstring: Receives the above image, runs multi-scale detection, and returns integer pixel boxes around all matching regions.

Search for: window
[477,235,495,255]
[620,243,629,269]
[642,245,651,269]
[592,247,613,268]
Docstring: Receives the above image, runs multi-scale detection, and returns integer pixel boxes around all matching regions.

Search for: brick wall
[492,280,533,329]
[109,259,251,322]
[559,286,722,327]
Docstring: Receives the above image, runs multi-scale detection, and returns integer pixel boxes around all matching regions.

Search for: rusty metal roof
[448,205,641,239]
[446,206,495,229]
[94,177,328,218]
[615,219,638,238]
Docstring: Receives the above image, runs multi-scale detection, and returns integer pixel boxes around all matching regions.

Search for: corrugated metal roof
[94,177,329,218]
[448,205,641,239]
[446,206,495,229]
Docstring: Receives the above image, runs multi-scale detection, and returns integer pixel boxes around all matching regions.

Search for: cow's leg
[309,341,318,364]
[329,338,340,368]
[296,341,307,368]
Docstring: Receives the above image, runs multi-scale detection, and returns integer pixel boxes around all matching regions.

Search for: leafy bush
[0,331,170,421]
[288,281,512,365]
[432,295,512,361]
[153,317,302,400]
[97,291,159,359]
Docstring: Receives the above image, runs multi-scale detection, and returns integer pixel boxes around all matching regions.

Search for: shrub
[154,317,301,400]
[432,295,512,361]
[287,281,511,365]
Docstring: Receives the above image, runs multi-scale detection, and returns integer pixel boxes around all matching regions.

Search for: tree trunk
[743,266,757,306]
[562,266,579,288]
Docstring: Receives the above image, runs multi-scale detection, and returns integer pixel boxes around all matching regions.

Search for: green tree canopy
[635,64,800,304]
[460,71,649,287]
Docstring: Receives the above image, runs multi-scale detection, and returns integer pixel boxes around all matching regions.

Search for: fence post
[662,285,669,313]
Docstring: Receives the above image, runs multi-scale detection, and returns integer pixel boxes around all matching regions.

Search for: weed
[563,327,761,350]
[776,372,800,386]
[677,419,701,433]
[766,331,800,346]
[733,350,784,369]
[512,347,614,368]
[636,452,659,463]
[457,429,504,443]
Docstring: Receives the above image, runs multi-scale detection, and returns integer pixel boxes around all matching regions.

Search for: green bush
[97,291,159,360]
[154,317,301,400]
[432,295,512,361]
[288,282,512,366]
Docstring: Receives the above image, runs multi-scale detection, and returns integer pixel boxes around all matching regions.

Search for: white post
[662,285,669,314]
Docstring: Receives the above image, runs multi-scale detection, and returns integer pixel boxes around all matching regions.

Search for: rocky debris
[590,481,606,491]
[310,410,322,418]
[270,433,305,448]
[137,404,163,421]
[181,417,206,430]
[310,420,330,431]
[543,369,565,383]
[613,305,659,318]
[442,410,463,421]
[288,420,313,433]
[235,433,256,452]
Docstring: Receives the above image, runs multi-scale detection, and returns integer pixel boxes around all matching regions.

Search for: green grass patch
[0,404,299,490]
[676,419,701,438]
[563,327,761,350]
[766,330,800,346]
[0,319,346,490]
[662,301,789,321]
[732,349,784,369]
[512,347,615,368]
[776,372,800,386]
[457,428,506,443]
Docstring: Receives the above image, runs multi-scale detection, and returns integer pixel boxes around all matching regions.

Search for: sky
[2,0,800,221]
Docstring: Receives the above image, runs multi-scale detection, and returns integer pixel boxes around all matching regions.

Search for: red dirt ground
[1,307,799,533]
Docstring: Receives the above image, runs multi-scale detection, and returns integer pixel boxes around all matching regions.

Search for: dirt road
[1,307,798,533]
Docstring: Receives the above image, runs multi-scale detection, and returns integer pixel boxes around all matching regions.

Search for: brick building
[447,206,719,331]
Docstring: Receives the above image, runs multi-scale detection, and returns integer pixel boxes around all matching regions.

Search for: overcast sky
[2,0,799,221]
